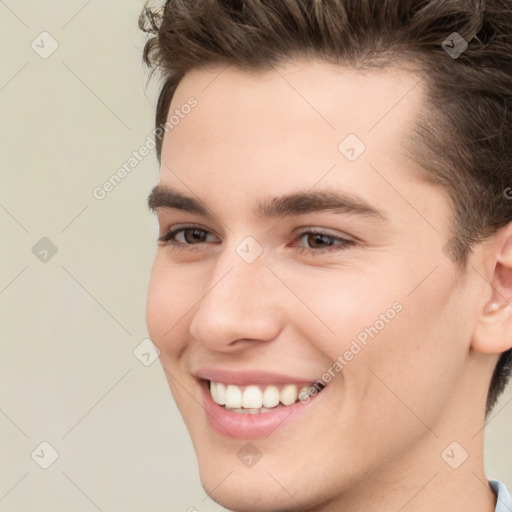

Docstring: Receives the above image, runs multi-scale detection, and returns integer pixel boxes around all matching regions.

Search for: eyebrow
[147,185,387,222]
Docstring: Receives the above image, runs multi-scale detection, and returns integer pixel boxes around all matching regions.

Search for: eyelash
[157,225,356,255]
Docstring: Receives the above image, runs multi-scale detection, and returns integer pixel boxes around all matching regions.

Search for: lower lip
[200,380,322,439]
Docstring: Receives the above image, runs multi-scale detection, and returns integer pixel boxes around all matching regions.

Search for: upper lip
[194,368,319,386]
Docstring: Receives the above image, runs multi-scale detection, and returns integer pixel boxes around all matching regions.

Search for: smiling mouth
[207,380,326,414]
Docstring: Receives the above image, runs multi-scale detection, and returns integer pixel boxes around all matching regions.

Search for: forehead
[161,60,428,199]
[174,60,423,127]
[163,60,426,171]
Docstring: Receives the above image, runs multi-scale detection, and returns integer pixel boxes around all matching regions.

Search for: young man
[141,1,512,511]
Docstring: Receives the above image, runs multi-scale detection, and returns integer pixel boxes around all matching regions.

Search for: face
[146,60,490,511]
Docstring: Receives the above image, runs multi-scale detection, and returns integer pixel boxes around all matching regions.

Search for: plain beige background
[1,1,510,511]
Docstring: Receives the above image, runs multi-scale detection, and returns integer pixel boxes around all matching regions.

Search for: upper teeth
[209,381,315,409]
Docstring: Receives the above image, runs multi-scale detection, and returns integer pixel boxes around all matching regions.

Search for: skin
[146,60,512,512]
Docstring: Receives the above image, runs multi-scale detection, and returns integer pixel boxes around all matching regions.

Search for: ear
[472,222,512,354]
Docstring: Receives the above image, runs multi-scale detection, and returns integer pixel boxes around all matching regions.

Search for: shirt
[491,480,512,512]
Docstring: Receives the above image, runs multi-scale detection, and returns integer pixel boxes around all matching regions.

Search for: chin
[197,466,309,512]
[191,439,342,512]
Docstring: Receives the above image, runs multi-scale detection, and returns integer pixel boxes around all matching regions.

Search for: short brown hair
[139,0,512,416]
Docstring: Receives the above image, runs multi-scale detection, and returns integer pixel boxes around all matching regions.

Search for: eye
[293,229,355,255]
[158,225,219,246]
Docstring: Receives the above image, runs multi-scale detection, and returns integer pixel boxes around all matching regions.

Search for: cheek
[287,262,468,413]
[282,265,405,357]
[351,271,471,425]
[145,257,198,353]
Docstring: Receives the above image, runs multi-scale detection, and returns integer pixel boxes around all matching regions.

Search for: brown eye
[293,229,356,255]
[305,233,338,249]
[182,228,209,243]
[158,226,219,245]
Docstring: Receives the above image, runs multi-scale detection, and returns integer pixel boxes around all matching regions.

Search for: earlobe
[483,300,507,315]
[472,295,512,354]
[471,224,512,354]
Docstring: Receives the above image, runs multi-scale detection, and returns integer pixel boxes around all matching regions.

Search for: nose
[189,251,285,352]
